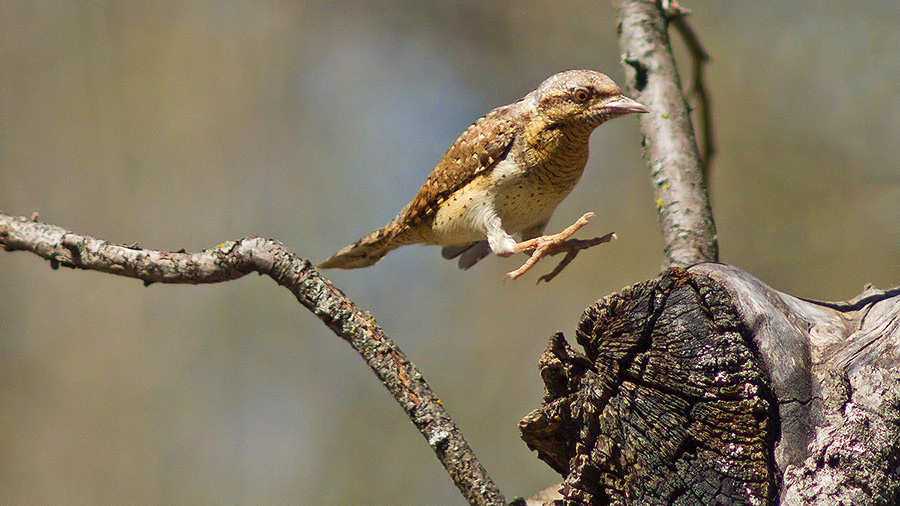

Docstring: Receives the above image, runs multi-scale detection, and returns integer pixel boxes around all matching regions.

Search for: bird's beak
[603,96,650,115]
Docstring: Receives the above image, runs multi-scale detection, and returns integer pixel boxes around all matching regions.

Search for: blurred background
[1,1,898,505]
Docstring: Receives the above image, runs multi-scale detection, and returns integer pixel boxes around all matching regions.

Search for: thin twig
[671,14,715,180]
[0,212,505,506]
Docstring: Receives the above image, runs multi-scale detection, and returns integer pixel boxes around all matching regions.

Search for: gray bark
[612,0,719,268]
[0,212,505,506]
[520,263,900,505]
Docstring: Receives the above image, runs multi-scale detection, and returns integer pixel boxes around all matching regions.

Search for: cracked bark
[520,264,900,505]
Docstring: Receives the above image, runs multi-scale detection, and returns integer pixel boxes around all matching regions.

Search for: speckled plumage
[318,70,648,275]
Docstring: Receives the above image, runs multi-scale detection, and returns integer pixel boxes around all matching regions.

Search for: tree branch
[612,0,718,268]
[0,211,505,506]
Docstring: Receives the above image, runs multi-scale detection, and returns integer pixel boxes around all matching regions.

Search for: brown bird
[318,70,648,281]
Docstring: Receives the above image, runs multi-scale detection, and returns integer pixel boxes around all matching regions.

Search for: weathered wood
[521,263,900,505]
[521,267,776,505]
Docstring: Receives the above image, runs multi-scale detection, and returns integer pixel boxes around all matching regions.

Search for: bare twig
[670,13,715,180]
[611,0,719,268]
[0,212,505,506]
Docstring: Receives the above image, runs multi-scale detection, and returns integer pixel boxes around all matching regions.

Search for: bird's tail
[317,223,402,270]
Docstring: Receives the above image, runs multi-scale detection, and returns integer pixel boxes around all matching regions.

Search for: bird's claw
[503,213,615,282]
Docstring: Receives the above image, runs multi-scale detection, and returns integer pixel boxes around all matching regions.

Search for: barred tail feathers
[316,223,402,269]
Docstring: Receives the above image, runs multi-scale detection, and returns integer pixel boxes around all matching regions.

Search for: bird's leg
[503,213,616,282]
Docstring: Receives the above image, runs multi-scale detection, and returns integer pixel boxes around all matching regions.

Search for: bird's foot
[503,213,616,283]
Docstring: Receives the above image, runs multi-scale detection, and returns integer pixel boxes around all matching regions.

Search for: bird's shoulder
[397,104,521,230]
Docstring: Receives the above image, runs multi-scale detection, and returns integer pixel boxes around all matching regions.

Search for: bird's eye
[574,89,590,102]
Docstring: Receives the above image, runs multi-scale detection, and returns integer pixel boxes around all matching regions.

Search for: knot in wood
[520,268,777,505]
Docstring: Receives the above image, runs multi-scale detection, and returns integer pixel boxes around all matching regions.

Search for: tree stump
[520,263,900,505]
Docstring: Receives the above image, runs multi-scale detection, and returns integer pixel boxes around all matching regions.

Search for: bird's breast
[428,156,586,246]
[490,157,586,230]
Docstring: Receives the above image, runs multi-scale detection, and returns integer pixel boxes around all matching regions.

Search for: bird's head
[530,70,649,130]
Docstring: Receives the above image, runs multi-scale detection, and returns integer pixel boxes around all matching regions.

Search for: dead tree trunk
[513,2,894,501]
[520,263,900,505]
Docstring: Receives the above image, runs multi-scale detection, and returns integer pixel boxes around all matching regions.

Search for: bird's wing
[393,105,518,233]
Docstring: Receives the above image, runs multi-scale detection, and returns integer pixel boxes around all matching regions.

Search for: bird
[317,69,648,282]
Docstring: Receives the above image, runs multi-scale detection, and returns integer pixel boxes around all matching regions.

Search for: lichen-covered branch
[612,0,718,267]
[0,212,505,506]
